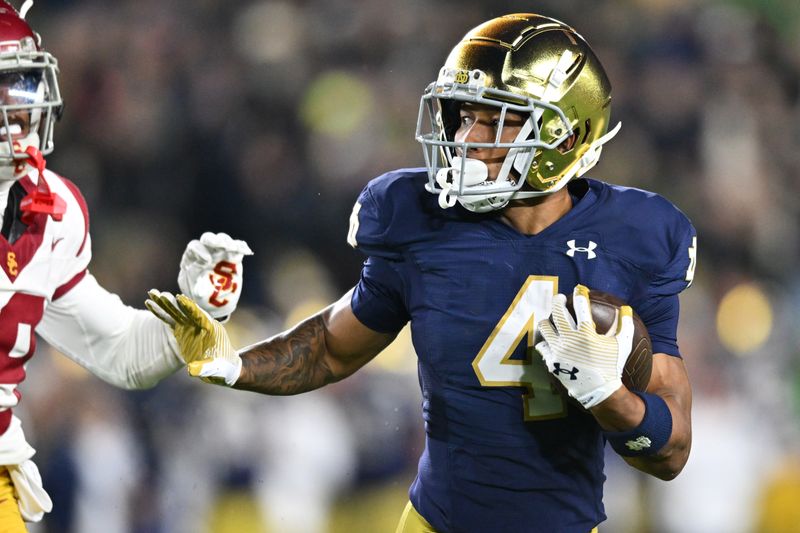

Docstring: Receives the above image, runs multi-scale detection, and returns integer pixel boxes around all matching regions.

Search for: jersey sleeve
[347,169,431,260]
[351,256,410,334]
[50,175,92,299]
[38,272,183,389]
[638,215,697,357]
[347,182,402,260]
[347,173,417,333]
[636,294,681,356]
[648,223,697,297]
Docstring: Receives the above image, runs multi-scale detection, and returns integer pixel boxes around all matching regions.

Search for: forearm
[232,292,394,395]
[234,313,339,395]
[591,386,691,480]
[622,388,691,480]
[39,274,183,389]
[102,310,184,388]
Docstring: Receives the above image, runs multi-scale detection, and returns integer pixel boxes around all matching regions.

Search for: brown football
[564,290,653,392]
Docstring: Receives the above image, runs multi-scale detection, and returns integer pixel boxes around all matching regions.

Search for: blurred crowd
[14,0,800,531]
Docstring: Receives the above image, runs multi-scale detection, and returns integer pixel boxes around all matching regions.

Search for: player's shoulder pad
[348,168,433,259]
[594,180,697,291]
[42,169,90,257]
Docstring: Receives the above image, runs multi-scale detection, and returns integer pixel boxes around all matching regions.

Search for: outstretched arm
[235,289,398,395]
[147,288,398,393]
[38,273,183,389]
[37,232,251,390]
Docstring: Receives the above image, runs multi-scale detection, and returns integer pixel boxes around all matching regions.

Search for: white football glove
[146,289,242,386]
[535,284,634,409]
[8,460,52,523]
[178,232,253,321]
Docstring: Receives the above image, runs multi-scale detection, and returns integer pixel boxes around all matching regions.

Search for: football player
[149,13,695,533]
[0,2,251,530]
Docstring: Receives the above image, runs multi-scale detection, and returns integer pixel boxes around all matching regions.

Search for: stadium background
[16,0,800,531]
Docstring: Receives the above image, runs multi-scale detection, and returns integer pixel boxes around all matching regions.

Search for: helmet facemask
[416,68,574,213]
[0,35,62,182]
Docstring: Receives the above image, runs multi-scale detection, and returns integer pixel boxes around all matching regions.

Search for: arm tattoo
[234,315,337,395]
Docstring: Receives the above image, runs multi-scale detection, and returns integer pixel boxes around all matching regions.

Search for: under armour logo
[552,362,579,380]
[566,239,597,259]
[625,436,652,451]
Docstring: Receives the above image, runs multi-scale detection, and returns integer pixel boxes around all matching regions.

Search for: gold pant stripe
[395,501,436,533]
[0,467,25,532]
[395,500,600,533]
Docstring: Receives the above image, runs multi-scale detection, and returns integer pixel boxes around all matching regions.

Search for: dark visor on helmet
[0,70,43,106]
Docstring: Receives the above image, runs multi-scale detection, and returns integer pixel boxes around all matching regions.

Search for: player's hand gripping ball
[564,289,652,392]
[535,285,652,409]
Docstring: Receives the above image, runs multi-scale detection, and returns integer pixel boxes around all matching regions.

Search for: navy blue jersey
[349,168,696,532]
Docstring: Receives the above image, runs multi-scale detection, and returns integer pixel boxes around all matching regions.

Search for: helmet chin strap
[0,131,42,182]
[17,145,65,224]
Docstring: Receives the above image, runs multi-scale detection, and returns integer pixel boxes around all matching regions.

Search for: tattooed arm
[234,289,398,395]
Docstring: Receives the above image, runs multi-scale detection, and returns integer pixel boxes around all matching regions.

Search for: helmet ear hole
[557,130,579,154]
[581,119,592,144]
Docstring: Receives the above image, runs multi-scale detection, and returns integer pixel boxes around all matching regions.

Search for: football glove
[178,232,253,322]
[8,460,52,523]
[535,284,634,409]
[145,289,242,386]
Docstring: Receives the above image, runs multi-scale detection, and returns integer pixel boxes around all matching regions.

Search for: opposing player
[149,13,695,532]
[0,2,252,530]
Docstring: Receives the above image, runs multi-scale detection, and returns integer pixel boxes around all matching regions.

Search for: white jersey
[0,168,182,465]
[0,168,90,431]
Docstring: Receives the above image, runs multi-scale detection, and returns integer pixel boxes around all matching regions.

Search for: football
[565,290,653,392]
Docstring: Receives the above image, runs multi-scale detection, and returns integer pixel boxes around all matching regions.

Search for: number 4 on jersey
[472,276,567,421]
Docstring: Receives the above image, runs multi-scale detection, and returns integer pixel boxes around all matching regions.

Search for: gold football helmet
[416,13,620,212]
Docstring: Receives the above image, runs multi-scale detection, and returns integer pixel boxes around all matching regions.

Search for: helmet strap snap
[19,145,65,223]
